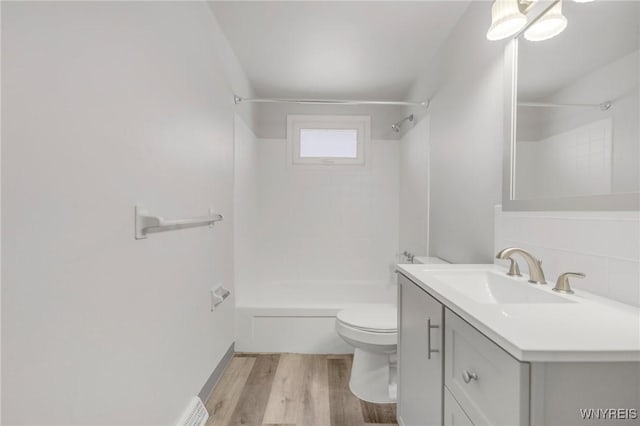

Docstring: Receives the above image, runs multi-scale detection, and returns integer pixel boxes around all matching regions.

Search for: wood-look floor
[205,353,397,426]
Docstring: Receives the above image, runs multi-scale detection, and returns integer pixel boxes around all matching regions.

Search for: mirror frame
[503,39,640,211]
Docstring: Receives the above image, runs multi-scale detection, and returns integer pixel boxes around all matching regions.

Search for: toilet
[335,304,397,403]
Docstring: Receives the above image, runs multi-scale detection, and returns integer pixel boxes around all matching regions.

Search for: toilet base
[349,348,397,404]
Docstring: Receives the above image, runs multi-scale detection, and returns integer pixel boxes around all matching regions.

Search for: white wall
[233,115,259,303]
[495,207,640,307]
[2,3,240,424]
[399,116,430,257]
[408,2,506,263]
[206,3,256,129]
[236,137,399,303]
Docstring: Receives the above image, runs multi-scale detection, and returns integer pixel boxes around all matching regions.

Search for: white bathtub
[235,281,397,353]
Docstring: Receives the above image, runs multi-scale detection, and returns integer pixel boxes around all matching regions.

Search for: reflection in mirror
[514,1,639,200]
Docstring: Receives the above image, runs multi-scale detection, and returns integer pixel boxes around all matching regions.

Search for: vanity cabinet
[397,273,444,426]
[397,272,640,426]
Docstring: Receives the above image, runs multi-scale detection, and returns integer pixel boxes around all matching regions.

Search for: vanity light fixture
[486,0,528,41]
[487,0,570,42]
[524,0,568,41]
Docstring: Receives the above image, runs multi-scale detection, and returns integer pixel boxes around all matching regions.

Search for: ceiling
[209,1,470,101]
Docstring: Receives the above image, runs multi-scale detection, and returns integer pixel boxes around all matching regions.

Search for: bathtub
[235,280,397,353]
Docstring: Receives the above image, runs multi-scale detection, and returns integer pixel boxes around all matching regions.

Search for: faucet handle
[553,272,585,294]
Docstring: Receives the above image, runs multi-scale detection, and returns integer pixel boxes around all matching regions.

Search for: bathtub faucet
[402,251,415,263]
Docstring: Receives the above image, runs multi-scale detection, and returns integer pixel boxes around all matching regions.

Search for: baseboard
[198,342,235,403]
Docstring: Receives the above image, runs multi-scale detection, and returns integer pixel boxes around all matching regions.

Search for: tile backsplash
[494,206,640,307]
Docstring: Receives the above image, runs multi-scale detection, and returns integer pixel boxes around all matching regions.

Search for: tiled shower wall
[252,138,399,287]
[494,206,640,307]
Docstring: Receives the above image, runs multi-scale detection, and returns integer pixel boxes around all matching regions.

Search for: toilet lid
[336,304,397,332]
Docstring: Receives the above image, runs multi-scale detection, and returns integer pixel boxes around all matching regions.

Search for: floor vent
[177,397,209,426]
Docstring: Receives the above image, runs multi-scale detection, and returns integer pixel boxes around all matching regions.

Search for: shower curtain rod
[233,95,429,109]
[518,101,612,111]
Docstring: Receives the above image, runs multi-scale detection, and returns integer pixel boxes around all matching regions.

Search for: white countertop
[396,263,640,362]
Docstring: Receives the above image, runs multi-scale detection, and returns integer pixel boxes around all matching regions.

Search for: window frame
[287,115,371,167]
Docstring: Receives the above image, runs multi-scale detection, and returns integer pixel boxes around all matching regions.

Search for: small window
[287,115,370,166]
[299,129,358,158]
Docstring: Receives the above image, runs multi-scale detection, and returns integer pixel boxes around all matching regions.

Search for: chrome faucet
[496,247,547,284]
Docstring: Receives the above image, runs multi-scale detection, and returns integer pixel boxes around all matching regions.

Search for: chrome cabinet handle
[427,318,440,360]
[462,370,478,384]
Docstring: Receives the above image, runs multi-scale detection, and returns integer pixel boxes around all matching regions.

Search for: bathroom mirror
[503,0,640,210]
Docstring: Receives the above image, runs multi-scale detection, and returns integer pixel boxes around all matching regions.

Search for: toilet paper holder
[211,285,230,311]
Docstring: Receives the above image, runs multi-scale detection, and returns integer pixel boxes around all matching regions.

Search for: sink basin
[431,270,573,304]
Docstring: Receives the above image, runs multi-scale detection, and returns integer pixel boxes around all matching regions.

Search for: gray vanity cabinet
[398,274,528,426]
[397,273,444,426]
[398,272,640,426]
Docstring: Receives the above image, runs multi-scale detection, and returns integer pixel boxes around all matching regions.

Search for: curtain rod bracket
[600,101,612,111]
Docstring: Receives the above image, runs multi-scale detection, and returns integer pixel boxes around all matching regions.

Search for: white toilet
[335,304,397,403]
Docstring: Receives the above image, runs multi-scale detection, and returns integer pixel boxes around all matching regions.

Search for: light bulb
[487,0,528,41]
[524,0,568,41]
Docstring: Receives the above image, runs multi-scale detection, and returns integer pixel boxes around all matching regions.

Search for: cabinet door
[444,388,474,426]
[397,274,444,426]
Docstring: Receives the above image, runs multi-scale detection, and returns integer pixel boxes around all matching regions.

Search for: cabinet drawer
[444,387,474,426]
[445,309,529,426]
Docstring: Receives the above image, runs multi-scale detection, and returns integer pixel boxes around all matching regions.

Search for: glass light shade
[487,0,528,41]
[524,1,568,41]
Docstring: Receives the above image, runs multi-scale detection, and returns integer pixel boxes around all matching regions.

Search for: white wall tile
[607,259,640,306]
[495,206,640,307]
[554,250,609,298]
[605,219,640,261]
[561,218,600,255]
[243,138,399,290]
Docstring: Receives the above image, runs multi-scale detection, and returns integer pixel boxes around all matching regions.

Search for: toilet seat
[336,304,397,333]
